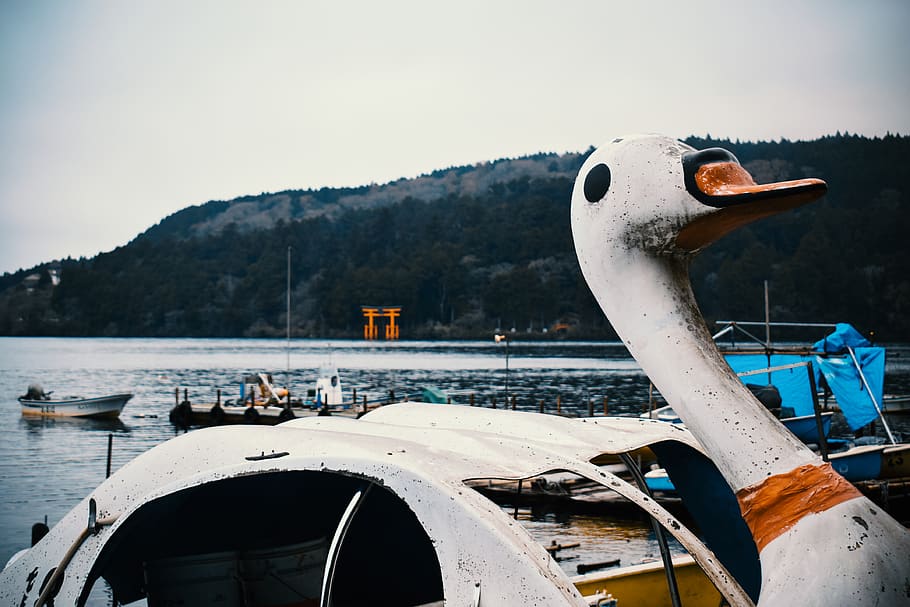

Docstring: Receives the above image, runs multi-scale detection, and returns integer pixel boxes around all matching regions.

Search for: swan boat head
[571,134,910,605]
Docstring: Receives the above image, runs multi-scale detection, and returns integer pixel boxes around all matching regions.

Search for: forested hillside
[2,134,908,340]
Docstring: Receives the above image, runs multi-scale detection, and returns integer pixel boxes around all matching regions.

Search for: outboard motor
[745,383,784,417]
[25,384,46,400]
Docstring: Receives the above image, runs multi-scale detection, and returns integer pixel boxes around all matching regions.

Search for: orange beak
[676,148,827,252]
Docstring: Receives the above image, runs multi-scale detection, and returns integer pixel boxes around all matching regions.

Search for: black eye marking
[584,163,611,203]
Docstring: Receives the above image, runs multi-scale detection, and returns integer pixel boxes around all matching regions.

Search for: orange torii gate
[383,306,401,340]
[361,306,381,340]
[361,306,402,340]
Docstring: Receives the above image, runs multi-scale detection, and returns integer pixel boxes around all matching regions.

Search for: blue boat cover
[812,322,872,353]
[723,324,884,431]
[812,346,884,430]
[724,353,816,417]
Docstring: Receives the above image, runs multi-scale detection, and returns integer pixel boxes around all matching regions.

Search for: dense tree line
[689,133,910,341]
[1,134,908,340]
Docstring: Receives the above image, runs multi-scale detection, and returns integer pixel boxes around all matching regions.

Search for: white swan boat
[3,133,908,606]
[0,403,756,606]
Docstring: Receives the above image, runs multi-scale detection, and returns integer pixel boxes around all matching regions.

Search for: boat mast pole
[286,245,291,391]
[764,280,771,384]
[846,345,896,444]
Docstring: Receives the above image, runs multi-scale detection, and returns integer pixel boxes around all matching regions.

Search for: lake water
[2,337,909,602]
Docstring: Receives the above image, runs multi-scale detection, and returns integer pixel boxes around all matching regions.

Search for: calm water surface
[2,337,909,599]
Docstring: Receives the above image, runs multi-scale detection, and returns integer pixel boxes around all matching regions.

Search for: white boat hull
[18,393,132,418]
[882,394,910,413]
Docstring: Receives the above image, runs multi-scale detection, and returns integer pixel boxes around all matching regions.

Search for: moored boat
[169,367,449,426]
[642,404,836,446]
[169,370,376,426]
[717,325,910,487]
[778,411,834,444]
[572,555,721,607]
[879,393,910,414]
[18,385,131,419]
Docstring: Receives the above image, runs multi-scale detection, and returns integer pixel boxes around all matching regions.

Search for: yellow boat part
[573,555,721,607]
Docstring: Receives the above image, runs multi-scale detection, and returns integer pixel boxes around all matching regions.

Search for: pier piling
[106,434,113,478]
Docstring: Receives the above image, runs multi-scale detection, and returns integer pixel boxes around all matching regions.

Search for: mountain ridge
[3,133,909,340]
[137,151,588,243]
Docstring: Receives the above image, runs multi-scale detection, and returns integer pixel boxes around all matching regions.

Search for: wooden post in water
[577,559,621,575]
[217,389,221,406]
[175,388,179,407]
[511,395,516,410]
[352,387,357,407]
[588,400,594,417]
[557,395,561,414]
[106,434,113,479]
[539,399,544,413]
[362,394,367,413]
[491,396,497,409]
[603,396,609,415]
[470,393,475,407]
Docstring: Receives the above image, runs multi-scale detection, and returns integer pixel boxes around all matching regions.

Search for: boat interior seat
[80,470,444,607]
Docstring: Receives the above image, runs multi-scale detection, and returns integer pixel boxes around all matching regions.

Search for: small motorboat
[18,384,132,419]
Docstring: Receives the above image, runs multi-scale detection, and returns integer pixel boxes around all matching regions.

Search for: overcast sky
[1,1,908,274]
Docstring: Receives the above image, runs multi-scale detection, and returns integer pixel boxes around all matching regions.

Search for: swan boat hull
[0,403,759,607]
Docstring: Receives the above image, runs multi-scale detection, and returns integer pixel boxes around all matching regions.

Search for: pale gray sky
[1,0,908,274]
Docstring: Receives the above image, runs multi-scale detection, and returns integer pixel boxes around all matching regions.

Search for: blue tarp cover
[813,324,883,430]
[812,322,872,353]
[813,347,884,431]
[724,323,884,432]
[725,353,816,417]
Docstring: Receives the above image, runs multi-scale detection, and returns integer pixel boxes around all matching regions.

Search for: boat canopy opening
[80,470,444,607]
[465,438,761,604]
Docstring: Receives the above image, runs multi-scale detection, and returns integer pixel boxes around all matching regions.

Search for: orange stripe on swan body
[736,463,862,552]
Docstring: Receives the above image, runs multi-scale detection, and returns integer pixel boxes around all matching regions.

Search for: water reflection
[19,416,130,434]
[516,509,685,572]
